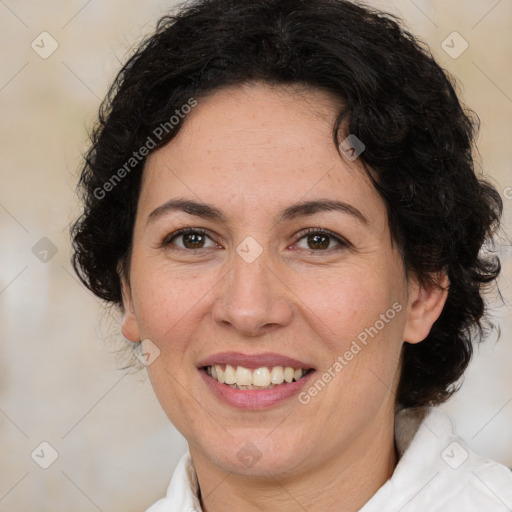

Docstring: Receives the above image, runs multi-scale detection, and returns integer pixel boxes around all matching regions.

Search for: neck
[191,409,397,512]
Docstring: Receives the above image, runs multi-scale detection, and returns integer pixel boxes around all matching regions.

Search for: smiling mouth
[204,364,314,390]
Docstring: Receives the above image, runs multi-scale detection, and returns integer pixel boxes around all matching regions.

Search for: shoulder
[361,407,512,511]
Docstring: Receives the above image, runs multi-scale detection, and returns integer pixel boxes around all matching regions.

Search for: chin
[198,429,311,477]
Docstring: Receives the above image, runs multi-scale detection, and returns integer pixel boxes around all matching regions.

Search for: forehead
[138,82,385,226]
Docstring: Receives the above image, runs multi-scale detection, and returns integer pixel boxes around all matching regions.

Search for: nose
[211,250,294,337]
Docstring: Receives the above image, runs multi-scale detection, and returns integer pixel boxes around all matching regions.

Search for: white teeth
[216,365,225,384]
[284,367,295,383]
[206,364,309,389]
[270,366,284,384]
[235,366,253,386]
[224,364,236,385]
[252,367,271,387]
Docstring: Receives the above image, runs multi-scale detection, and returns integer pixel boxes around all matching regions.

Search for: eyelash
[161,227,351,254]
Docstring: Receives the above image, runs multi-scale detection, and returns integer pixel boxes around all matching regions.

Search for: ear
[120,273,141,343]
[403,272,449,344]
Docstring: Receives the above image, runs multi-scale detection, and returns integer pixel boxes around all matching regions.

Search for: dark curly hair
[71,0,502,408]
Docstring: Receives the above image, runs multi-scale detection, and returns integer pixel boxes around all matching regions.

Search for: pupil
[308,234,329,250]
[184,233,204,248]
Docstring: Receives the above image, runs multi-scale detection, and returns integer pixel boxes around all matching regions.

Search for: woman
[71,0,512,510]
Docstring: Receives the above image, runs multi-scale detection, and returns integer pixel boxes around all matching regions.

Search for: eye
[294,228,351,252]
[161,227,350,253]
[162,228,220,250]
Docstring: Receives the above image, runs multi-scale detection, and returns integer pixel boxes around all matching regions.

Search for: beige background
[0,1,511,510]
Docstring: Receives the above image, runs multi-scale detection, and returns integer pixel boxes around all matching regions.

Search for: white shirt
[146,407,512,511]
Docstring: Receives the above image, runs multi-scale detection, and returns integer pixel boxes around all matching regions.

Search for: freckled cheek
[294,273,403,367]
[297,271,384,325]
[132,271,213,352]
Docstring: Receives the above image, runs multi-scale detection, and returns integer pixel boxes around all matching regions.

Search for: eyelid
[161,227,221,249]
[293,227,353,251]
[161,227,352,252]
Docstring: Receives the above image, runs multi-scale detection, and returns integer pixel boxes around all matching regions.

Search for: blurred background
[0,0,511,510]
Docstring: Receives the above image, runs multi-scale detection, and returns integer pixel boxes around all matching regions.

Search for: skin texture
[120,82,448,511]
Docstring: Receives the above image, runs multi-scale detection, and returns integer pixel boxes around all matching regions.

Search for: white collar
[146,407,512,511]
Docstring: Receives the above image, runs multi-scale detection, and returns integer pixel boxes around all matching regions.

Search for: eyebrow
[146,198,368,226]
[277,199,368,225]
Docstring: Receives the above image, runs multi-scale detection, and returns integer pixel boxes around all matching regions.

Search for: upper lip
[198,352,315,370]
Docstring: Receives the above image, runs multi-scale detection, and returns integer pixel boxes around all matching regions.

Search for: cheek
[130,262,221,361]
[132,265,223,432]
[290,263,407,406]
[291,264,404,345]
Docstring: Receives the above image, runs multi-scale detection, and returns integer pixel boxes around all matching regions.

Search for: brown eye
[294,229,350,252]
[182,232,206,249]
[164,229,218,250]
[306,233,330,250]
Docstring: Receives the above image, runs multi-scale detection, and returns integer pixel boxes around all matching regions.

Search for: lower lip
[199,368,316,410]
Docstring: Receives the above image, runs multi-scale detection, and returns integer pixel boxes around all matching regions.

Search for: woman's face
[121,82,446,478]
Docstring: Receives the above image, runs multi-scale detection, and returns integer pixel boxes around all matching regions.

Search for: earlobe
[120,275,141,343]
[403,272,449,344]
